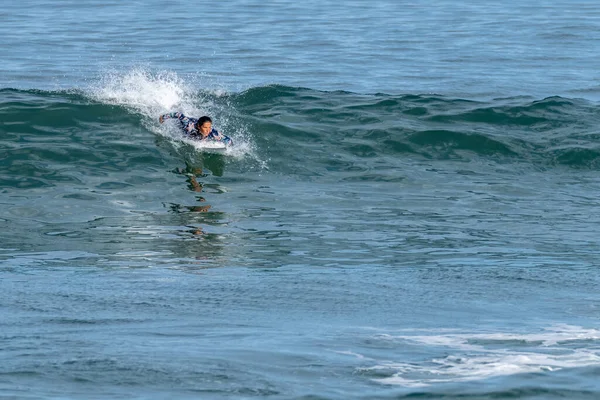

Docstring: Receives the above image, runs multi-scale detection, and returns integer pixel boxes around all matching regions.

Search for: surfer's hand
[159,115,164,124]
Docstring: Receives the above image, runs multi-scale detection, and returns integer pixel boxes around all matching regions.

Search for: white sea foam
[359,325,600,387]
[90,67,192,117]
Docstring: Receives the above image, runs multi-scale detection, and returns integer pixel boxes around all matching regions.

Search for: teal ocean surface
[2,1,600,399]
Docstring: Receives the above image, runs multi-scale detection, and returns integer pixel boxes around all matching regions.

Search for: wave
[228,84,600,170]
[2,69,600,180]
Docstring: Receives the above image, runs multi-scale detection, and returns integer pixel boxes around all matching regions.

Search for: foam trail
[358,325,600,387]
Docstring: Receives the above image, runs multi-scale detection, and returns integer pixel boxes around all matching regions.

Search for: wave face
[231,85,600,174]
[2,74,600,190]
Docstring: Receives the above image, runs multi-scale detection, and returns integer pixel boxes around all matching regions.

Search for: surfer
[159,112,233,146]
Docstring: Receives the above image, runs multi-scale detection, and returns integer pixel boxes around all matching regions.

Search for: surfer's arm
[159,112,189,124]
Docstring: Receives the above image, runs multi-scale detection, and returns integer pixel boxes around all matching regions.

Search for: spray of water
[87,67,255,159]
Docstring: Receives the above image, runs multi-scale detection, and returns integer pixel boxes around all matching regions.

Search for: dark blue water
[1,1,600,399]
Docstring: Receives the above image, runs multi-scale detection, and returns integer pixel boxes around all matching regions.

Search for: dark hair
[196,116,212,127]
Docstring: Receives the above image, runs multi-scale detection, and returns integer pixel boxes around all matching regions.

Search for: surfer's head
[196,116,213,136]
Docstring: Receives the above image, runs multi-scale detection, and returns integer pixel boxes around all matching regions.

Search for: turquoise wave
[229,85,600,170]
[2,86,600,188]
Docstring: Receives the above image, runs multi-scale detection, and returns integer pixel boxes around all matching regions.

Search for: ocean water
[1,1,600,399]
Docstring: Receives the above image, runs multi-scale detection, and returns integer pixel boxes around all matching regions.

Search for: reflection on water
[161,153,231,267]
[171,165,211,216]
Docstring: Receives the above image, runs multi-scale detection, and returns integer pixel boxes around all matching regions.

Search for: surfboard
[196,141,227,149]
[191,139,229,153]
[177,133,232,153]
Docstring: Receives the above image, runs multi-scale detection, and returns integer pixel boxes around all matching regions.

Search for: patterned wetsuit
[160,112,233,145]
